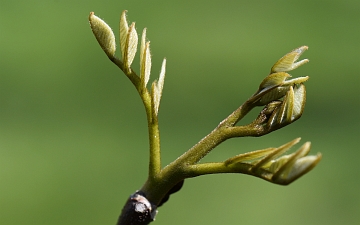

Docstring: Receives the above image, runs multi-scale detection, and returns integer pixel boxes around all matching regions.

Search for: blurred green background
[1,0,359,224]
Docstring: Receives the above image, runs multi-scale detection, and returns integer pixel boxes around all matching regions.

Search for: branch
[89,10,322,225]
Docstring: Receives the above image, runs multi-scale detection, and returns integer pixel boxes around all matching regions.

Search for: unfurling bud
[252,84,306,133]
[270,142,322,184]
[89,12,116,58]
[255,76,308,107]
[249,46,310,106]
[224,138,321,185]
[271,46,309,73]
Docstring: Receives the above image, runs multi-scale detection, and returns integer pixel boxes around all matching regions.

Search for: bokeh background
[1,0,359,224]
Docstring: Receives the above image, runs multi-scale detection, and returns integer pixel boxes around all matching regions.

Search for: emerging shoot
[88,10,322,225]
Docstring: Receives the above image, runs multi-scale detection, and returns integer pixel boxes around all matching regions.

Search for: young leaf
[259,72,290,90]
[292,84,306,120]
[224,148,277,166]
[140,40,152,88]
[120,10,129,60]
[152,59,166,115]
[271,46,309,73]
[89,12,116,58]
[125,22,138,69]
[251,138,301,172]
[277,86,294,124]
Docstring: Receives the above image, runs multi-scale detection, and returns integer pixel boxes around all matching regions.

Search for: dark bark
[116,181,184,224]
[116,191,157,225]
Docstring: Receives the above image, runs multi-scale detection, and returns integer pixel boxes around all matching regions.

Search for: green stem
[221,101,254,126]
[110,57,140,87]
[111,56,162,179]
[147,114,161,177]
[225,124,264,138]
[167,101,255,167]
[140,100,262,205]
